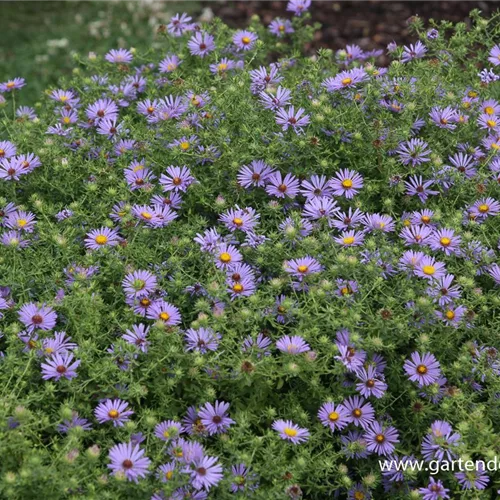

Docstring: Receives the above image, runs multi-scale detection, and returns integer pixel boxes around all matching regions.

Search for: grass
[0,1,202,106]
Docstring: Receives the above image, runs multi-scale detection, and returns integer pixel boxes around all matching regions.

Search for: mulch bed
[206,1,495,63]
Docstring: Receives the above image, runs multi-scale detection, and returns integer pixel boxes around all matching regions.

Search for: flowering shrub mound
[1,3,500,499]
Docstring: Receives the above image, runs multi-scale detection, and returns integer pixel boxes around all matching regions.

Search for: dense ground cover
[1,2,500,499]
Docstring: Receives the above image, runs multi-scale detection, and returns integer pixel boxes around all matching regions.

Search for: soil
[205,1,497,63]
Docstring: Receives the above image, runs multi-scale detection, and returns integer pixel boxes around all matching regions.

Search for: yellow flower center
[341,78,352,86]
[422,265,435,275]
[141,211,153,220]
[341,287,350,296]
[468,91,478,98]
[297,265,309,273]
[166,471,174,480]
[133,164,144,171]
[487,120,497,128]
[167,63,176,72]
[445,310,455,320]
[233,217,244,226]
[60,95,68,102]
[343,236,355,245]
[478,204,489,213]
[159,312,170,321]
[233,284,244,293]
[220,252,231,263]
[180,142,190,150]
[284,427,297,437]
[6,82,15,88]
[341,179,353,188]
[417,364,428,374]
[95,235,108,245]
[218,63,228,71]
[279,24,285,32]
[421,215,431,223]
[352,409,362,418]
[440,237,451,246]
[375,434,385,443]
[485,106,495,115]
[354,493,365,500]
[44,347,54,354]
[108,409,119,419]
[63,116,71,124]
[328,411,339,422]
[163,430,170,438]
[17,219,27,227]
[242,36,251,45]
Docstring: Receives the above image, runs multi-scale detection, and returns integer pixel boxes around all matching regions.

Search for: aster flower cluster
[2,4,500,499]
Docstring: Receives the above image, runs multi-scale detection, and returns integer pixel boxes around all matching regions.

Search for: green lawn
[0,1,201,106]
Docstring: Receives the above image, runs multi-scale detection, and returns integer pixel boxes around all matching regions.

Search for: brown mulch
[205,1,496,61]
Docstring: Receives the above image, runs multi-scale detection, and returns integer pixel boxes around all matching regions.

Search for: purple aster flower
[259,86,292,110]
[108,442,151,483]
[429,106,459,130]
[343,396,375,430]
[154,420,184,441]
[396,138,431,166]
[16,106,37,121]
[405,175,439,203]
[96,117,122,139]
[233,30,258,51]
[275,106,310,133]
[242,332,273,356]
[213,243,242,269]
[448,152,477,178]
[401,41,427,62]
[488,264,500,285]
[0,77,26,92]
[5,210,36,232]
[272,420,310,444]
[122,270,157,298]
[58,413,92,433]
[198,401,234,435]
[186,455,223,490]
[427,274,461,306]
[435,304,467,327]
[287,0,311,15]
[41,352,80,381]
[167,12,192,36]
[210,58,237,75]
[188,32,215,58]
[330,207,365,230]
[428,228,461,255]
[414,256,446,280]
[184,327,221,353]
[0,158,24,181]
[300,174,333,199]
[19,303,57,331]
[470,197,500,219]
[146,300,181,326]
[317,402,349,432]
[400,224,433,246]
[105,48,133,64]
[334,230,365,247]
[284,256,323,279]
[330,169,364,198]
[422,421,461,462]
[1,230,30,248]
[41,331,77,356]
[95,398,134,427]
[156,462,177,483]
[276,335,310,354]
[322,68,368,92]
[404,352,441,386]
[341,430,371,459]
[335,343,366,372]
[249,64,283,93]
[363,213,395,233]
[84,227,121,250]
[478,113,500,133]
[355,366,387,398]
[124,166,156,191]
[303,197,339,222]
[85,98,119,124]
[159,54,182,73]
[335,279,359,298]
[269,18,294,37]
[230,463,259,493]
[122,324,150,353]
[0,141,17,160]
[455,463,489,490]
[488,44,500,66]
[266,171,300,198]
[160,165,195,192]
[364,421,399,456]
[219,206,259,233]
[419,477,449,499]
